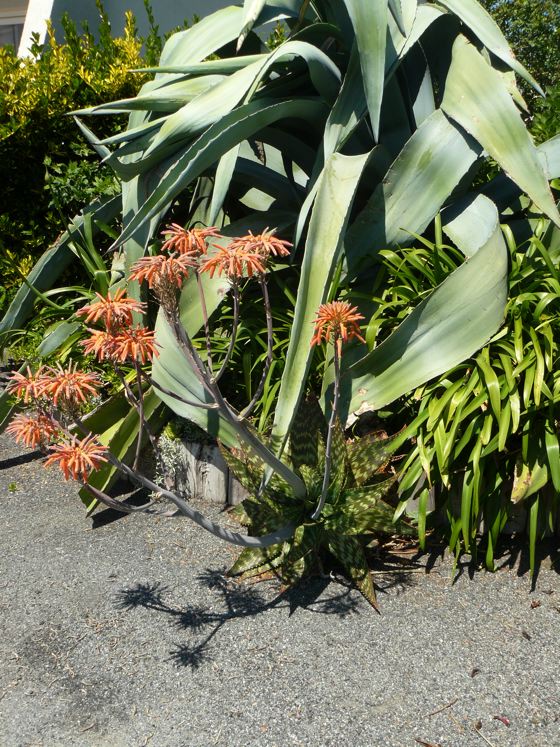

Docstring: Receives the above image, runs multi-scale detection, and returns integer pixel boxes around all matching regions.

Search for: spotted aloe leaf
[281,525,318,585]
[289,395,326,470]
[327,533,377,608]
[219,443,262,495]
[328,418,348,497]
[230,495,283,535]
[228,542,286,577]
[347,432,399,486]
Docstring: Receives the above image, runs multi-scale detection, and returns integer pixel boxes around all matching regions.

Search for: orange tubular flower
[161,223,222,257]
[310,301,366,354]
[43,364,101,408]
[111,326,159,364]
[199,244,266,280]
[76,289,145,330]
[6,413,59,449]
[229,227,292,260]
[129,253,196,290]
[81,329,117,361]
[44,434,108,483]
[7,366,48,403]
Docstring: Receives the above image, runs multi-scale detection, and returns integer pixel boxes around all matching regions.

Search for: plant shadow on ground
[113,562,417,671]
[0,448,43,470]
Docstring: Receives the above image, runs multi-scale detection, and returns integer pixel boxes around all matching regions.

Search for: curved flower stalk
[310,301,365,520]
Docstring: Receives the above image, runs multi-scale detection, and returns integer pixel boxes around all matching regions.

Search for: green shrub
[0,9,146,310]
[532,84,560,145]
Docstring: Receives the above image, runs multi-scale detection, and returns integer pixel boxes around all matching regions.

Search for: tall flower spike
[6,413,59,449]
[44,434,108,483]
[161,223,222,257]
[7,366,47,403]
[42,363,101,408]
[111,326,159,364]
[310,301,366,355]
[129,253,196,290]
[229,227,292,259]
[199,244,266,280]
[76,289,146,330]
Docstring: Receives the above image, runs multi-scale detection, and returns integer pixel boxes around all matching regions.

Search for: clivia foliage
[372,222,560,573]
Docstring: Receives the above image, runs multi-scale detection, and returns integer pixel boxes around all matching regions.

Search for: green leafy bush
[0,8,145,311]
[532,85,560,145]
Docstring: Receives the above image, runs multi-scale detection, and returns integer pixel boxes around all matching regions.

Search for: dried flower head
[42,363,101,408]
[81,329,117,361]
[199,244,266,280]
[7,367,48,403]
[161,223,222,257]
[229,227,292,260]
[129,253,196,291]
[44,434,108,483]
[76,289,145,331]
[310,301,366,354]
[111,326,159,364]
[6,413,59,449]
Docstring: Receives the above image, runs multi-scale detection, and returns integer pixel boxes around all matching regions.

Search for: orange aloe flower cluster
[7,366,47,403]
[161,223,221,257]
[200,227,292,280]
[44,434,108,483]
[229,227,292,260]
[127,223,292,287]
[78,289,158,364]
[129,253,197,291]
[311,300,366,355]
[75,288,145,329]
[6,413,59,449]
[7,365,101,409]
[6,366,107,483]
[45,363,101,407]
[199,244,267,279]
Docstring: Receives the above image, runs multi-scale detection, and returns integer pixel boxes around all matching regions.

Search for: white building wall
[19,0,231,55]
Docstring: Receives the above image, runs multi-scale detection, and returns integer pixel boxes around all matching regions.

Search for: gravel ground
[1,433,559,747]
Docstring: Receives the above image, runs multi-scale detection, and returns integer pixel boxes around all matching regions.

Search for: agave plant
[3,1,560,594]
[52,0,558,450]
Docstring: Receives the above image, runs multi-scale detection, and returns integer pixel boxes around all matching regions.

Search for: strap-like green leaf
[436,0,543,95]
[289,395,326,469]
[347,433,398,485]
[114,99,327,244]
[345,109,481,276]
[228,542,285,576]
